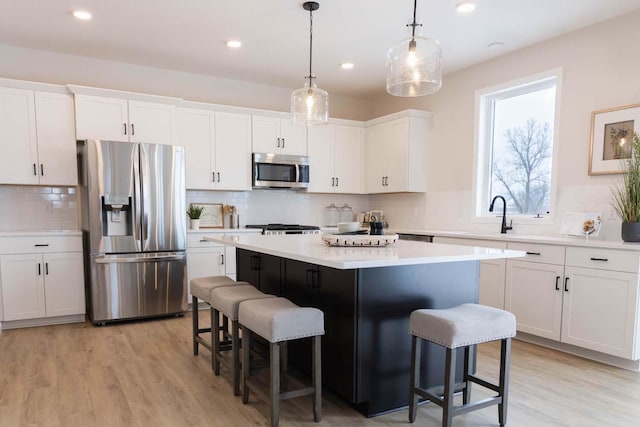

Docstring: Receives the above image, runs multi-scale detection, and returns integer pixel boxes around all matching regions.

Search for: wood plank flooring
[1,311,639,426]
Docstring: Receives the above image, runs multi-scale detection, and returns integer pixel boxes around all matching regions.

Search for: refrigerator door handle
[94,253,186,264]
[132,144,144,250]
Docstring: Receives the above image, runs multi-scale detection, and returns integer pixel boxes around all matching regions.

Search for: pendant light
[386,0,442,97]
[291,1,329,125]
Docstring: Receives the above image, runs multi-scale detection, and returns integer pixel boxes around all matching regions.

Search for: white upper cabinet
[176,108,251,191]
[0,88,77,186]
[307,123,364,194]
[252,115,307,155]
[365,110,429,194]
[75,94,175,145]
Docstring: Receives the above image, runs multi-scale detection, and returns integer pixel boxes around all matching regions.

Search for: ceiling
[1,0,639,99]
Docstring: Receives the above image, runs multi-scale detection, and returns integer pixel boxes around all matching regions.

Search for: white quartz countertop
[188,228,263,234]
[393,229,640,251]
[0,230,81,237]
[205,234,525,270]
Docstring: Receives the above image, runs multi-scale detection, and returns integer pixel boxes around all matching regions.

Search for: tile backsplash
[0,185,78,231]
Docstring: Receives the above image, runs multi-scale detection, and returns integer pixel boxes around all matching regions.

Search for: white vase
[190,219,200,230]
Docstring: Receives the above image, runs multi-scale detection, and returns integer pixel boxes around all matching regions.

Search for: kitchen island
[205,234,524,416]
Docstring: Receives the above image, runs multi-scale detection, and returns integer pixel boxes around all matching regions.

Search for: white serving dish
[322,233,399,247]
[337,221,361,233]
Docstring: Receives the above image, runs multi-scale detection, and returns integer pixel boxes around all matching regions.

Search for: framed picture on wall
[199,203,224,228]
[589,103,640,175]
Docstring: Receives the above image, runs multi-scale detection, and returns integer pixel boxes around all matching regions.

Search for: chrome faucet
[489,195,513,234]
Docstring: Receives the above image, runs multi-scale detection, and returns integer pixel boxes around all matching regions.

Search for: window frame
[472,68,563,225]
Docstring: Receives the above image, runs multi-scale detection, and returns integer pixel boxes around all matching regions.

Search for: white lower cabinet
[0,235,85,324]
[433,237,507,309]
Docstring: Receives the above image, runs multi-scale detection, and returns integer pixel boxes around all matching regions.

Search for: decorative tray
[321,233,399,247]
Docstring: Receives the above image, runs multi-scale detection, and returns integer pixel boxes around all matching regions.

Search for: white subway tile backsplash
[0,185,78,231]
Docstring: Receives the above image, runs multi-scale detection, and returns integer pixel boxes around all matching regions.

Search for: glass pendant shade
[291,76,329,125]
[386,34,442,97]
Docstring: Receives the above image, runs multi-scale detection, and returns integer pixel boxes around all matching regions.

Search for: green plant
[186,204,205,220]
[612,132,640,222]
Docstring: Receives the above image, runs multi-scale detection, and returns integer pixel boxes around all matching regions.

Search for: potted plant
[612,132,640,242]
[186,204,205,230]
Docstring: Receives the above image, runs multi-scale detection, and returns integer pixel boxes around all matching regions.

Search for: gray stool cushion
[211,284,276,321]
[239,297,325,343]
[190,275,240,302]
[409,303,516,349]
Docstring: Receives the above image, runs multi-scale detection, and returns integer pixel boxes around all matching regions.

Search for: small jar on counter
[325,203,339,226]
[338,204,354,222]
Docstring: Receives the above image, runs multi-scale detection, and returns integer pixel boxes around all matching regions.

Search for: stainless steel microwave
[252,153,310,189]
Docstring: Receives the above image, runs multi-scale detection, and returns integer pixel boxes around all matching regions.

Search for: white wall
[369,9,640,239]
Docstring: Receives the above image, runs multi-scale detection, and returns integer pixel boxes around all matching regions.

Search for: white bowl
[337,221,361,233]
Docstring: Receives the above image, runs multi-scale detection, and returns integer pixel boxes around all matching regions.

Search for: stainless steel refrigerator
[78,139,187,325]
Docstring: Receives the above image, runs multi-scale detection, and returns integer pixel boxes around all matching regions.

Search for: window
[474,69,561,219]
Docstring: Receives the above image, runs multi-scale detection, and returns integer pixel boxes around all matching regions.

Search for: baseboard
[0,314,86,330]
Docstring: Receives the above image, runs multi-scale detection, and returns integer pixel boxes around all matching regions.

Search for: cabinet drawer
[0,236,82,254]
[565,247,640,273]
[187,234,225,248]
[507,242,565,265]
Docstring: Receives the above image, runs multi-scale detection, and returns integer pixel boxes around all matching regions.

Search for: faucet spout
[489,195,513,234]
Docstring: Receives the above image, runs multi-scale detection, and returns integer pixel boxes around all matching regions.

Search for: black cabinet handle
[311,270,319,290]
[37,263,41,275]
[282,138,285,148]
[221,254,224,265]
[336,177,339,187]
[131,123,135,135]
[277,138,280,148]
[555,276,560,290]
[33,163,37,176]
[306,269,313,287]
[34,244,49,247]
[589,257,608,262]
[381,176,384,186]
[40,164,44,176]
[250,255,261,270]
[123,123,127,135]
[331,177,335,187]
[216,172,220,182]
[526,251,541,256]
[212,172,216,182]
[564,277,569,292]
[45,262,49,275]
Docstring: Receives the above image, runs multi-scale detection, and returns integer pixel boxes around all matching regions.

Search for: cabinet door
[383,118,409,193]
[214,112,252,190]
[333,125,363,194]
[224,246,236,277]
[479,259,506,309]
[0,87,39,185]
[74,94,129,141]
[43,252,85,317]
[34,92,78,186]
[251,115,280,153]
[176,108,215,189]
[505,260,564,340]
[307,124,334,193]
[0,254,46,321]
[186,247,225,299]
[128,100,175,144]
[562,267,639,358]
[365,123,388,193]
[280,120,307,155]
[236,249,261,290]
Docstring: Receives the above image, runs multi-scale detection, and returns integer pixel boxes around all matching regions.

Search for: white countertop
[188,228,263,234]
[0,230,82,237]
[393,229,640,251]
[205,234,525,270]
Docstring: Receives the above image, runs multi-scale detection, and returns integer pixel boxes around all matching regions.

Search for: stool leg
[408,335,421,423]
[212,308,221,374]
[270,342,281,427]
[312,335,322,422]
[192,296,199,355]
[222,314,230,340]
[443,347,456,427]
[498,338,512,427]
[280,341,288,391]
[232,319,241,396]
[463,345,472,404]
[242,327,251,404]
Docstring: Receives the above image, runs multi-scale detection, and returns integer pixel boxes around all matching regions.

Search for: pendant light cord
[408,0,421,40]
[308,6,314,81]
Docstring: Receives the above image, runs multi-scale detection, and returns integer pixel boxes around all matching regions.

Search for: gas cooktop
[245,224,321,235]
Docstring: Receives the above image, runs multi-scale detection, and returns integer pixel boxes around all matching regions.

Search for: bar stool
[190,276,246,368]
[239,297,324,427]
[210,284,276,396]
[408,303,516,427]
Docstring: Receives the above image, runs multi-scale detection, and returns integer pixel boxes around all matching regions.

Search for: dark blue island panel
[236,248,480,417]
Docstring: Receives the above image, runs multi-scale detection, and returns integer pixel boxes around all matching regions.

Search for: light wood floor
[1,312,639,427]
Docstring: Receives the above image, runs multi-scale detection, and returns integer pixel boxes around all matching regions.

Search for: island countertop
[204,234,525,269]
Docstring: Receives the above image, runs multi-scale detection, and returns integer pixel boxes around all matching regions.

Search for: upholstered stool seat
[210,284,276,395]
[408,303,516,427]
[190,275,248,370]
[238,297,324,427]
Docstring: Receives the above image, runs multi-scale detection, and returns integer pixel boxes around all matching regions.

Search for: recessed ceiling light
[487,41,505,49]
[72,10,92,20]
[226,40,242,48]
[340,63,354,70]
[456,1,476,13]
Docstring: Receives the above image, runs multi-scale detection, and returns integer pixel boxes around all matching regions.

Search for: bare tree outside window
[491,118,552,214]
